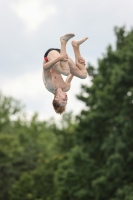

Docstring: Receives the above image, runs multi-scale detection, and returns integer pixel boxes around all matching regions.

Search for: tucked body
[42,33,88,114]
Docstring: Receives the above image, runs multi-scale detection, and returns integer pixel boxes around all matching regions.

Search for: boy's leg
[68,57,87,79]
[68,37,88,79]
[47,33,75,76]
[59,33,75,73]
[47,50,69,76]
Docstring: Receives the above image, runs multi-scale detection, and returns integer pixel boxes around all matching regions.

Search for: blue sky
[0,0,133,120]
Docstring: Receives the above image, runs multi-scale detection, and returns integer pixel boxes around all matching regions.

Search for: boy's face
[55,92,68,106]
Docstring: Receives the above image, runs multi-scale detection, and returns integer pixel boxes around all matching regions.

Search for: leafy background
[1,27,133,200]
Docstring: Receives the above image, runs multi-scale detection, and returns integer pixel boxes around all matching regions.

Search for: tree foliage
[55,26,133,200]
[1,26,133,200]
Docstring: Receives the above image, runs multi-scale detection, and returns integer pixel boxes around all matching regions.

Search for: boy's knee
[63,70,70,76]
[80,72,87,79]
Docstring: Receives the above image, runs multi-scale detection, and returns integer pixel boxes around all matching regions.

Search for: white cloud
[2,70,44,98]
[11,0,57,31]
[2,0,133,121]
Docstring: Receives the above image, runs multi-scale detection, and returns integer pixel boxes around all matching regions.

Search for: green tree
[10,112,76,200]
[0,93,57,200]
[1,26,133,200]
[54,27,133,200]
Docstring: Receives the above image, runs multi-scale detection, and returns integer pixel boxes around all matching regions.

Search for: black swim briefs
[44,48,60,58]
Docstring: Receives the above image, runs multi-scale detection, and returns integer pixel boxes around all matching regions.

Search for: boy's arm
[64,74,74,92]
[43,54,68,71]
[43,57,61,71]
[65,74,74,84]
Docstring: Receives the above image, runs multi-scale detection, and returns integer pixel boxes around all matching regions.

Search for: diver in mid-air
[42,33,88,114]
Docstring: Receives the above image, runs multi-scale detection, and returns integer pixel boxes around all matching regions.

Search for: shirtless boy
[42,33,88,114]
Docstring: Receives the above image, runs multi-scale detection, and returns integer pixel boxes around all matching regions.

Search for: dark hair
[52,99,66,114]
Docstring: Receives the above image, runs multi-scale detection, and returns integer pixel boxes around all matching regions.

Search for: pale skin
[42,33,88,107]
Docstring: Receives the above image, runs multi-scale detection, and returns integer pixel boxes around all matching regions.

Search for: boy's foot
[60,33,75,43]
[72,37,88,47]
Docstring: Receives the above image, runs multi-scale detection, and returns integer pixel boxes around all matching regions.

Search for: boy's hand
[78,57,85,65]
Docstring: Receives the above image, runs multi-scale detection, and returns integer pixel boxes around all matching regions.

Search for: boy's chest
[51,73,67,89]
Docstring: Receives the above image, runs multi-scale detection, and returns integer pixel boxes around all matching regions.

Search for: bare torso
[42,67,70,94]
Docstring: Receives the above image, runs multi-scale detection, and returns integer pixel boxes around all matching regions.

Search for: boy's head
[52,89,68,114]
